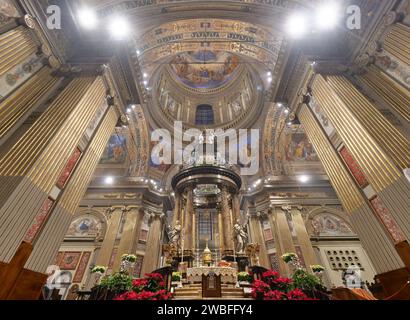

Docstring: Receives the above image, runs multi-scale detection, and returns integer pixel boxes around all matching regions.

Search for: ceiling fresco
[169,51,240,89]
[136,18,283,74]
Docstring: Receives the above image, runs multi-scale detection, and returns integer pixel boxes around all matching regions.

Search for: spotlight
[143,80,148,86]
[316,3,341,30]
[143,73,148,78]
[126,108,131,113]
[277,102,284,108]
[267,71,272,77]
[286,13,308,38]
[267,77,272,83]
[77,8,98,29]
[298,175,310,183]
[105,176,114,184]
[131,104,136,109]
[136,50,141,55]
[284,108,290,114]
[109,16,130,40]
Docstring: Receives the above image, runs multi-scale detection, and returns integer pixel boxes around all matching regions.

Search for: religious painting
[283,131,318,162]
[170,51,240,89]
[100,134,127,164]
[60,252,82,270]
[310,214,355,238]
[66,215,103,239]
[374,51,410,89]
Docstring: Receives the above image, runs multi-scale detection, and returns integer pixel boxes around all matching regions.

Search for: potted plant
[91,266,107,285]
[171,272,182,288]
[120,254,137,273]
[238,272,252,286]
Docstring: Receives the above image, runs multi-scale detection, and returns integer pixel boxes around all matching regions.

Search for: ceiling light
[267,71,272,77]
[277,102,283,108]
[105,176,114,184]
[78,8,98,30]
[284,108,290,114]
[126,108,131,113]
[131,104,136,109]
[298,175,310,183]
[316,3,341,30]
[143,73,148,78]
[136,50,141,55]
[109,16,130,40]
[288,122,293,126]
[267,77,272,83]
[286,13,308,38]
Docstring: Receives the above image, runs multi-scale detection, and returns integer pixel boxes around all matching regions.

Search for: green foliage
[172,272,182,282]
[100,272,133,295]
[292,269,321,292]
[238,272,252,282]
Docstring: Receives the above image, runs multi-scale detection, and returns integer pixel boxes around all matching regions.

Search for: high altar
[165,138,251,273]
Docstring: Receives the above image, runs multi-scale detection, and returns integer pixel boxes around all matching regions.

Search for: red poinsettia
[264,290,285,300]
[286,288,315,301]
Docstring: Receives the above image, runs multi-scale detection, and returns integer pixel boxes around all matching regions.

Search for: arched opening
[195,104,214,125]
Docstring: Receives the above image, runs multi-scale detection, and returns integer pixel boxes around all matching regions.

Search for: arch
[66,209,108,241]
[195,104,215,125]
[306,207,356,238]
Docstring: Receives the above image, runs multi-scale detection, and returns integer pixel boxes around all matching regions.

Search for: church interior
[0,0,409,301]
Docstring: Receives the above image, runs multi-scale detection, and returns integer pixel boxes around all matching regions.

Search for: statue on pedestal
[233,219,248,254]
[168,220,182,245]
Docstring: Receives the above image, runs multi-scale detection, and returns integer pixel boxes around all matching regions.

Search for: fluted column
[172,193,181,226]
[248,213,269,269]
[267,211,288,275]
[291,207,318,273]
[184,188,194,252]
[141,214,164,275]
[383,23,410,67]
[221,188,234,255]
[0,67,60,141]
[298,103,404,274]
[232,195,241,224]
[272,207,296,276]
[357,65,410,123]
[312,74,410,240]
[95,207,123,268]
[112,206,144,272]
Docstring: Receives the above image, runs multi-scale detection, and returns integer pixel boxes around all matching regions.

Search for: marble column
[112,206,144,272]
[291,207,318,273]
[184,188,194,253]
[172,193,181,227]
[221,188,234,255]
[95,207,123,267]
[298,103,404,274]
[271,207,296,276]
[312,74,410,242]
[141,214,164,275]
[248,213,269,269]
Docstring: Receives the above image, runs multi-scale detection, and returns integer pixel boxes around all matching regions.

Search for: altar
[187,267,237,284]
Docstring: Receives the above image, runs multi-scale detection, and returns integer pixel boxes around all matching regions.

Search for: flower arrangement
[238,272,252,283]
[172,272,182,282]
[114,273,173,301]
[92,266,107,274]
[121,254,137,263]
[100,272,133,295]
[281,253,298,264]
[311,265,325,273]
[251,269,329,300]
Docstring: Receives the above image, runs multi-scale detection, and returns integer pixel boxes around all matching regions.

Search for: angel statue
[168,220,182,245]
[233,219,248,254]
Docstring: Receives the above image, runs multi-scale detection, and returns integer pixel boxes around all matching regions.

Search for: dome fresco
[169,51,240,89]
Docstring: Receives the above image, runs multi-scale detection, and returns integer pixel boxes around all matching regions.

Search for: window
[195,104,214,125]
